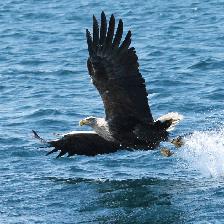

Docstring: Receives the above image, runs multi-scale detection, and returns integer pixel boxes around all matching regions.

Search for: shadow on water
[46,177,184,223]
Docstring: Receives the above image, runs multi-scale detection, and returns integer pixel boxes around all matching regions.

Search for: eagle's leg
[160,147,174,157]
[170,136,184,148]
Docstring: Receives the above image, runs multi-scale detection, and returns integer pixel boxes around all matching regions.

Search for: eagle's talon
[171,136,184,148]
[160,148,174,157]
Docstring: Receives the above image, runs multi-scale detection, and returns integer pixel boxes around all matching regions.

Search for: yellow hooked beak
[79,119,89,126]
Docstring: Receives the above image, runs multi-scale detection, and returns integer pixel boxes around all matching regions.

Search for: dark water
[1,0,224,223]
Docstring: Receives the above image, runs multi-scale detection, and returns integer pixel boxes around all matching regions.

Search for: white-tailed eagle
[33,12,183,157]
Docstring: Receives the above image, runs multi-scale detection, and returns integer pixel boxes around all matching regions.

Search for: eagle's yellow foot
[171,136,184,148]
[160,148,174,157]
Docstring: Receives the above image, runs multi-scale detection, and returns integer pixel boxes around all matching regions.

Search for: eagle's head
[79,116,97,127]
[79,116,115,142]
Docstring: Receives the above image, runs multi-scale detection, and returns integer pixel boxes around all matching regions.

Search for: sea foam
[178,128,224,178]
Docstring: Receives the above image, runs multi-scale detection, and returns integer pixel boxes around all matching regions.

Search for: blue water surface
[1,0,224,223]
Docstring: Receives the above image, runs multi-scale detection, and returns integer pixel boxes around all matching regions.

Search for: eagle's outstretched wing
[86,12,153,133]
[33,130,121,157]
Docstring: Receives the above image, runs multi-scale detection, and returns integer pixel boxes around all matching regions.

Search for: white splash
[178,129,224,178]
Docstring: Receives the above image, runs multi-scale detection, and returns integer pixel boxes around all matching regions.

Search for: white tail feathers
[156,112,184,131]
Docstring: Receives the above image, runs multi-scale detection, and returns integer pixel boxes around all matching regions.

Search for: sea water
[1,0,224,223]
